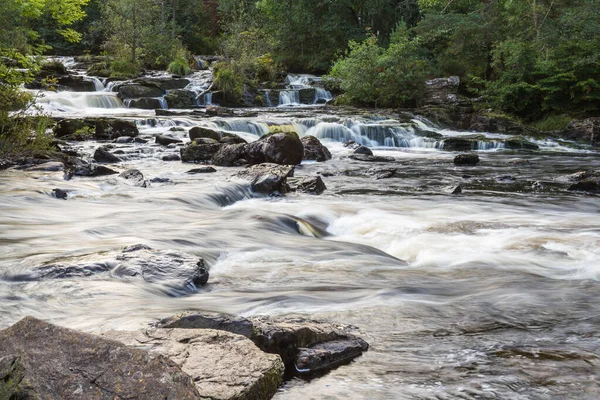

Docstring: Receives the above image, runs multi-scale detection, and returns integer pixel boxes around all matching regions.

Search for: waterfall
[279,91,300,106]
[265,91,273,107]
[203,93,213,106]
[104,81,124,92]
[306,123,377,146]
[157,97,168,110]
[85,76,105,92]
[37,92,123,111]
[314,88,333,104]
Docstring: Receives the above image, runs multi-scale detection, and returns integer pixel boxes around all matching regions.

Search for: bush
[167,53,192,76]
[213,61,243,100]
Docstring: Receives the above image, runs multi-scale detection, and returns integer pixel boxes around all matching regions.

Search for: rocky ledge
[0,314,368,399]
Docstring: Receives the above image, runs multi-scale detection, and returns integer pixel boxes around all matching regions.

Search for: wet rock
[26,161,64,172]
[219,135,247,145]
[187,166,217,174]
[150,177,172,183]
[237,163,295,195]
[89,165,119,177]
[568,179,600,193]
[245,131,304,166]
[133,77,190,91]
[128,98,165,110]
[562,118,600,147]
[507,158,530,166]
[504,136,539,150]
[95,119,140,139]
[162,154,181,161]
[155,135,183,146]
[366,167,397,179]
[206,105,235,117]
[468,114,530,135]
[353,146,373,156]
[165,89,197,108]
[454,153,480,166]
[496,175,516,182]
[105,328,283,400]
[54,118,139,140]
[557,170,593,183]
[114,136,134,143]
[189,126,221,142]
[180,141,222,163]
[36,61,68,78]
[343,140,360,150]
[158,312,254,338]
[0,317,200,400]
[7,262,114,281]
[211,143,247,167]
[301,136,331,162]
[93,146,122,163]
[422,76,461,106]
[113,245,209,293]
[349,154,395,162]
[118,169,147,187]
[298,88,316,104]
[442,137,476,151]
[0,159,16,170]
[118,83,165,99]
[54,75,95,92]
[296,339,369,375]
[288,176,327,195]
[451,185,462,194]
[52,188,69,200]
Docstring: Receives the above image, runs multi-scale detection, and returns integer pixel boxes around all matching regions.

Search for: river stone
[244,131,304,166]
[113,245,209,293]
[567,179,600,193]
[295,339,369,375]
[165,89,196,108]
[288,176,327,195]
[220,135,247,145]
[0,317,200,399]
[298,88,316,104]
[119,169,147,187]
[55,75,95,92]
[118,83,165,99]
[89,165,119,177]
[105,328,284,400]
[128,98,165,110]
[156,135,183,146]
[454,153,480,166]
[189,126,221,142]
[157,312,254,338]
[93,146,122,163]
[180,141,222,163]
[52,188,69,200]
[442,137,475,151]
[187,166,217,174]
[237,163,295,194]
[301,136,332,162]
[162,154,181,161]
[503,136,540,150]
[353,145,373,156]
[26,161,64,172]
[211,143,247,166]
[349,154,395,162]
[134,77,190,91]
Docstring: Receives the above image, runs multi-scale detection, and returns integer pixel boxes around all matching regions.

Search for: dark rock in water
[343,140,360,150]
[0,159,16,170]
[162,154,181,161]
[367,167,397,179]
[118,83,165,99]
[90,165,118,177]
[104,327,283,400]
[113,245,209,292]
[52,188,69,200]
[288,176,327,195]
[212,143,247,167]
[165,89,196,108]
[54,75,95,92]
[156,135,183,146]
[66,158,119,179]
[180,141,222,163]
[127,98,165,110]
[189,126,222,141]
[301,136,332,162]
[349,154,395,163]
[353,146,373,156]
[220,135,247,145]
[496,175,516,182]
[187,166,217,174]
[133,77,190,91]
[158,312,254,338]
[119,169,147,187]
[245,131,304,166]
[568,179,600,193]
[299,88,316,104]
[237,163,295,195]
[134,137,148,143]
[93,146,122,163]
[95,119,140,139]
[451,185,462,194]
[562,118,600,147]
[454,153,480,166]
[442,137,475,151]
[206,105,235,117]
[0,317,200,400]
[557,170,593,183]
[296,339,369,375]
[7,262,114,281]
[150,177,172,183]
[507,158,530,166]
[504,136,539,150]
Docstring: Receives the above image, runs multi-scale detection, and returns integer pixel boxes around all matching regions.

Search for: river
[1,62,599,399]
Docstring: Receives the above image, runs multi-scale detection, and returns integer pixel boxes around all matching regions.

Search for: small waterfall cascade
[37,91,124,112]
[279,91,300,106]
[84,76,105,91]
[277,74,333,106]
[264,91,273,107]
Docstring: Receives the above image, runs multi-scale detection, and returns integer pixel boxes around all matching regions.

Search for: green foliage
[530,115,572,132]
[213,61,243,100]
[167,50,192,76]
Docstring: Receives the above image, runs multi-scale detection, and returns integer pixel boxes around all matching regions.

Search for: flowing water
[2,65,599,399]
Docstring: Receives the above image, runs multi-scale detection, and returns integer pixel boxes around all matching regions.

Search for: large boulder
[105,328,284,400]
[155,135,183,146]
[118,169,147,187]
[298,88,316,104]
[245,132,304,166]
[165,90,197,109]
[237,163,295,194]
[422,76,461,106]
[180,140,222,163]
[0,317,200,399]
[55,75,96,92]
[503,136,539,150]
[454,153,480,166]
[562,118,600,147]
[441,136,477,151]
[54,118,139,140]
[133,77,190,91]
[288,176,327,195]
[189,126,221,142]
[301,136,332,162]
[127,98,165,110]
[118,83,165,99]
[211,143,247,166]
[93,146,122,163]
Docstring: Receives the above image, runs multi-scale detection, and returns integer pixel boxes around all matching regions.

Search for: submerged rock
[353,146,373,156]
[51,188,69,200]
[454,153,480,166]
[301,135,332,162]
[568,179,600,193]
[155,135,183,146]
[0,317,200,399]
[296,339,369,375]
[349,154,395,162]
[162,154,181,161]
[187,166,217,174]
[105,328,284,400]
[504,136,540,150]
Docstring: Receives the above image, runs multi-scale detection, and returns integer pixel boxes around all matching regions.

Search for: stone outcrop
[180,140,222,163]
[301,135,332,162]
[454,153,480,166]
[53,118,139,140]
[237,163,295,195]
[245,132,304,166]
[562,118,600,147]
[288,176,327,195]
[0,317,200,399]
[165,90,197,109]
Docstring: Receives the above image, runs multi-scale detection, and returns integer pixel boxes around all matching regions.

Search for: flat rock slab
[296,339,369,374]
[0,317,200,399]
[105,328,284,400]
